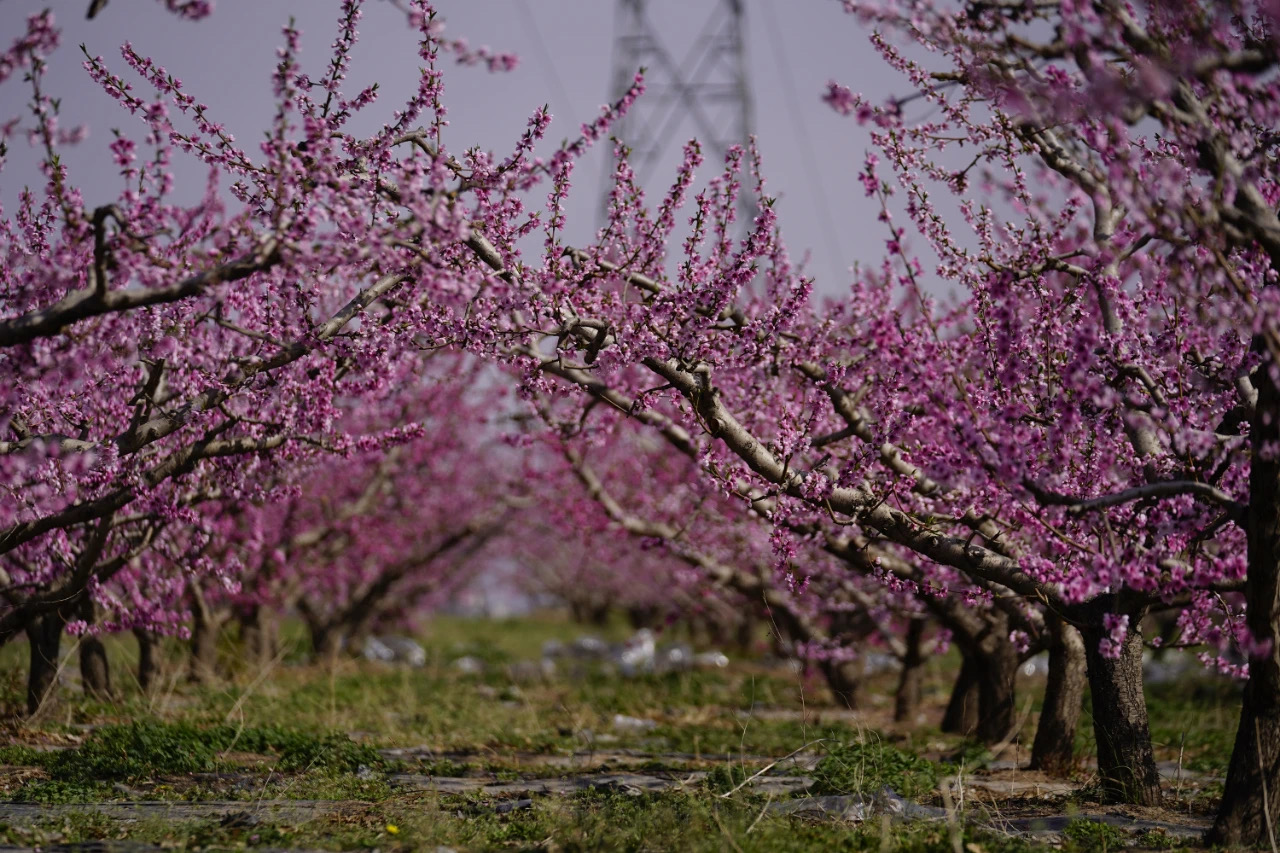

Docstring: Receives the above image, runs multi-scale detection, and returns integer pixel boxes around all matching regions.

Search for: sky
[0,1,913,297]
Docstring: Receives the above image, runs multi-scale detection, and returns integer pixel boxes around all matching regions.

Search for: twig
[939,777,963,853]
[746,792,775,834]
[719,739,826,799]
[1175,732,1185,800]
[709,804,746,853]
[1258,719,1278,853]
[221,642,291,726]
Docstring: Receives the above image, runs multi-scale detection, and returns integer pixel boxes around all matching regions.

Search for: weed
[702,762,754,794]
[418,756,473,776]
[10,779,115,803]
[0,745,50,767]
[1135,827,1185,849]
[809,736,939,800]
[48,721,223,781]
[945,739,995,770]
[273,731,383,775]
[1063,818,1128,853]
[255,771,393,801]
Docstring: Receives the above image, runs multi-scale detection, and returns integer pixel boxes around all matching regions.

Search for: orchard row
[2,1,1279,845]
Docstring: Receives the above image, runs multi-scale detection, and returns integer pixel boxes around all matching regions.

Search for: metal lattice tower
[604,0,755,229]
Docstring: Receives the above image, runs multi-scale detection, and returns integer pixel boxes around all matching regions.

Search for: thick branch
[0,240,279,348]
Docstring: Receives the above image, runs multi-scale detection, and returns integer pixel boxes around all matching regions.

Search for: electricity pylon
[604,0,755,231]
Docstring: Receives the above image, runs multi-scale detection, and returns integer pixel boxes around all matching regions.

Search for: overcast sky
[1,1,912,297]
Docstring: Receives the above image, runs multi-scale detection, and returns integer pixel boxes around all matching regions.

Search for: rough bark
[894,618,926,723]
[133,628,158,692]
[1030,614,1085,775]
[973,636,1019,744]
[25,608,67,715]
[941,654,981,736]
[939,635,1017,744]
[77,597,113,701]
[1209,349,1280,847]
[1210,653,1280,848]
[819,658,861,710]
[1079,605,1162,806]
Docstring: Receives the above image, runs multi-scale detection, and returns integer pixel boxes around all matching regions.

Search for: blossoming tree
[5,0,1280,844]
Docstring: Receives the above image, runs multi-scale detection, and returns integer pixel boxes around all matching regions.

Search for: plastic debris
[571,636,609,658]
[363,635,426,666]
[611,714,658,733]
[769,787,948,823]
[694,651,730,669]
[452,655,485,675]
[618,629,656,676]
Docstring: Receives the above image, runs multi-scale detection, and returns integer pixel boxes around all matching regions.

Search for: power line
[758,0,846,284]
[513,0,581,132]
[604,0,755,233]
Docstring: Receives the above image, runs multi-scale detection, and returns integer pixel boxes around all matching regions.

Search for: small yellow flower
[386,824,399,835]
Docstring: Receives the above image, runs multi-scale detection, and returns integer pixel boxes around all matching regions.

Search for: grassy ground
[0,613,1242,851]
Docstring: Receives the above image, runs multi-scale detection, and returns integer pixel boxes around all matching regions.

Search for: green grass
[0,790,1054,853]
[0,613,1238,850]
[3,721,387,803]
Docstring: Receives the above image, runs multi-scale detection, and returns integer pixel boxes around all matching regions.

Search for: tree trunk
[1209,349,1280,847]
[1079,606,1162,806]
[26,609,67,715]
[310,621,342,662]
[894,619,926,723]
[569,599,610,626]
[626,605,661,630]
[133,628,158,692]
[1030,614,1085,775]
[586,601,611,626]
[734,612,755,653]
[820,658,861,709]
[973,636,1018,744]
[77,597,113,701]
[238,604,278,670]
[940,638,1017,744]
[78,635,113,700]
[942,653,981,736]
[188,598,220,683]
